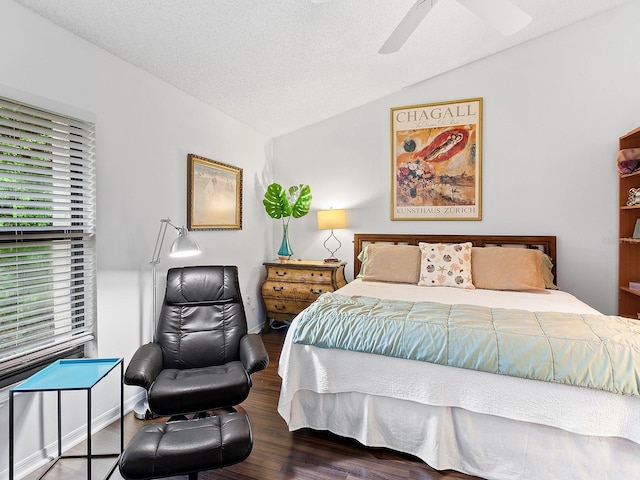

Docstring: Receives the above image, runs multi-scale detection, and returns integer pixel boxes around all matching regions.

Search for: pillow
[418,242,474,289]
[471,247,547,293]
[356,249,367,278]
[541,253,557,289]
[362,244,421,284]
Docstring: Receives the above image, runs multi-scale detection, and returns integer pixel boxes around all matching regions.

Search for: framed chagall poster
[187,154,242,230]
[390,97,482,220]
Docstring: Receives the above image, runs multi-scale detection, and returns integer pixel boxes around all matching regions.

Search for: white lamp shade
[169,228,201,258]
[317,209,347,230]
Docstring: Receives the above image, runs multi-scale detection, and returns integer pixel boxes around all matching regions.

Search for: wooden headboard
[353,234,557,283]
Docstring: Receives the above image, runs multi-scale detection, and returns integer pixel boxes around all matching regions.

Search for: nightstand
[261,260,347,332]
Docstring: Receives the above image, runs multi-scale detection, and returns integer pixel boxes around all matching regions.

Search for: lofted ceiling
[11,0,633,137]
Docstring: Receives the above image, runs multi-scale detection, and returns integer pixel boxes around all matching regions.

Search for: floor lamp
[133,218,201,420]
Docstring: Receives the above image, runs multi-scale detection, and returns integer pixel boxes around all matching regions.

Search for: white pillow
[418,242,475,289]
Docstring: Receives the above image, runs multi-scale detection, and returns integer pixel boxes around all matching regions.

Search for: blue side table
[9,358,124,480]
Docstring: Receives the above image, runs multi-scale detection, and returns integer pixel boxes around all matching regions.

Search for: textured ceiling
[11,0,633,137]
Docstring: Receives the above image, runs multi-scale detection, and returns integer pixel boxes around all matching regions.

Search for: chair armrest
[240,334,269,375]
[124,342,163,389]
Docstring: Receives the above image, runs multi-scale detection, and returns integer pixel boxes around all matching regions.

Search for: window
[0,96,96,387]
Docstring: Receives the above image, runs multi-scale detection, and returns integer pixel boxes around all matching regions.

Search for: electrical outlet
[246,296,255,311]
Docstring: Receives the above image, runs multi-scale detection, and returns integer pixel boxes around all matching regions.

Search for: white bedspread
[277,280,640,478]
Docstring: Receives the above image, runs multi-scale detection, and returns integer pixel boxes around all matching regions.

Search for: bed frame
[353,234,557,283]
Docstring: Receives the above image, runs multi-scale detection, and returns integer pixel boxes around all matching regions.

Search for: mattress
[277,279,640,479]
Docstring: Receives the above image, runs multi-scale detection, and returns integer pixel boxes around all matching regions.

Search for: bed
[277,234,640,480]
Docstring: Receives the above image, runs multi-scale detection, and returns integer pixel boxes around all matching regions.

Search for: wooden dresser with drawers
[261,259,347,332]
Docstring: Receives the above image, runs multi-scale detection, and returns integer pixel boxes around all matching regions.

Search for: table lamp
[317,209,347,263]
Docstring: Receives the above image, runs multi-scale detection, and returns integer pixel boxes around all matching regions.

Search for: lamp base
[133,398,158,420]
[323,257,341,263]
[322,230,342,263]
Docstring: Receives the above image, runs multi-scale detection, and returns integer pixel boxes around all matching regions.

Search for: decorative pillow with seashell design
[418,242,475,289]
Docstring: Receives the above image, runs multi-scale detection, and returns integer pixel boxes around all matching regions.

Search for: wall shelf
[620,170,640,179]
[620,286,640,297]
[618,125,640,316]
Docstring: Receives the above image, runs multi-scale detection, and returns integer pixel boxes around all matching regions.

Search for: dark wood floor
[26,328,483,480]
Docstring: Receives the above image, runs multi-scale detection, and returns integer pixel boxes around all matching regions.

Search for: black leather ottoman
[119,412,252,480]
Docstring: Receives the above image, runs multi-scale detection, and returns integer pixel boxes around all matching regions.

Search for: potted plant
[263,183,312,259]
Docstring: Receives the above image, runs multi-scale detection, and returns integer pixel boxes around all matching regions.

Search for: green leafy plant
[263,183,312,223]
[263,183,312,258]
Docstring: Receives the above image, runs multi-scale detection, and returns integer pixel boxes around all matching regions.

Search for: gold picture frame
[390,98,482,221]
[187,154,242,230]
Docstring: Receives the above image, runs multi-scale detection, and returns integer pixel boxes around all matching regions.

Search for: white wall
[272,1,640,316]
[0,2,272,478]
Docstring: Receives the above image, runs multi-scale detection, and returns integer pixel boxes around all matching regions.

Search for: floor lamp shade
[169,227,201,257]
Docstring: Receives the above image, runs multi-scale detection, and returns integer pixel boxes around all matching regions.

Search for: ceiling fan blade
[379,0,439,55]
[456,0,531,36]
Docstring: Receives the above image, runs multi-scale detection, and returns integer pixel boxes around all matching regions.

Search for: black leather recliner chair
[124,265,269,417]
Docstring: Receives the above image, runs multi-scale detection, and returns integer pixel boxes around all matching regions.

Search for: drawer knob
[274,304,286,311]
[310,288,324,295]
[276,271,287,277]
[272,286,284,291]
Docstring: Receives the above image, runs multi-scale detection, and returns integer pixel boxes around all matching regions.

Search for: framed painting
[390,97,482,220]
[187,154,242,230]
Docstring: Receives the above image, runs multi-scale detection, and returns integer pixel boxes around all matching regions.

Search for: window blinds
[0,96,96,379]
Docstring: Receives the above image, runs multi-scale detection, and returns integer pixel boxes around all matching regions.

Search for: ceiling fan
[311,0,532,54]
